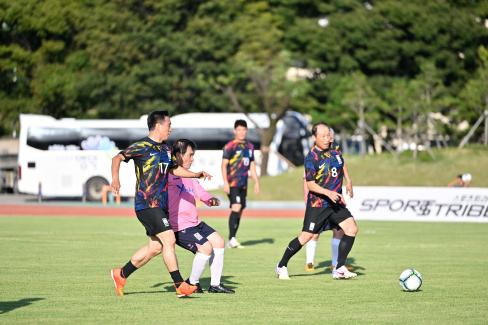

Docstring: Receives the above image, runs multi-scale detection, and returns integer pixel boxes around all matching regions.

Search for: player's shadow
[240,238,274,246]
[293,257,366,277]
[195,275,239,290]
[124,281,178,296]
[0,297,44,314]
[148,275,239,293]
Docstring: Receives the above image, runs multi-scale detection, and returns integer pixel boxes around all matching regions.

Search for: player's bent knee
[231,204,242,212]
[208,233,225,249]
[298,231,314,244]
[197,242,213,255]
[156,231,176,247]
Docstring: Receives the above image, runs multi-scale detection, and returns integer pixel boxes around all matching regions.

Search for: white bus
[168,111,311,189]
[17,114,146,201]
[17,112,311,200]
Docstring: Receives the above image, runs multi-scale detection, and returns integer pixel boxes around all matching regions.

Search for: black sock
[278,237,303,268]
[170,270,184,286]
[228,211,240,239]
[121,261,137,279]
[236,209,244,229]
[336,235,356,268]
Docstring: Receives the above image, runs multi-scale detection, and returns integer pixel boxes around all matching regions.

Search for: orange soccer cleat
[174,282,197,298]
[110,268,126,296]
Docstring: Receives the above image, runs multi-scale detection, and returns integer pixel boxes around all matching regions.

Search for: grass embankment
[212,146,488,201]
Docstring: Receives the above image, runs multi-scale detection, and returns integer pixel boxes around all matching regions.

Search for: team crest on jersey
[336,155,343,165]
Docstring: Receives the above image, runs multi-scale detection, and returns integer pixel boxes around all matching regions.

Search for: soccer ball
[399,268,422,292]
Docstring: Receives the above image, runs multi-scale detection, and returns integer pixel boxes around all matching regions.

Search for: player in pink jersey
[169,139,235,294]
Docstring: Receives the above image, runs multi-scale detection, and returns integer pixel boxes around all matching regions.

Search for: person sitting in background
[448,173,472,187]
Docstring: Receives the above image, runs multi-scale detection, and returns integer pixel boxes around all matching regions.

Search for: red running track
[0,204,303,218]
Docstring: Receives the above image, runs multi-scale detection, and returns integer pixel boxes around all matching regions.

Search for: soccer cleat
[305,263,315,272]
[175,282,197,298]
[195,283,204,294]
[208,284,235,294]
[110,268,126,296]
[275,264,290,280]
[332,265,358,279]
[226,237,244,249]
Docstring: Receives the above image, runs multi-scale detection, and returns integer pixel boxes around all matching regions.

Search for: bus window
[27,127,146,151]
[168,128,261,150]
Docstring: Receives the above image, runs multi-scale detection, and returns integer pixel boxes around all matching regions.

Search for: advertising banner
[345,187,488,222]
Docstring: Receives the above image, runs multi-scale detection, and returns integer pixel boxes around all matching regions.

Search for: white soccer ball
[399,268,422,292]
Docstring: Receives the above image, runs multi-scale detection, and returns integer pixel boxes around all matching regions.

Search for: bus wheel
[85,176,109,201]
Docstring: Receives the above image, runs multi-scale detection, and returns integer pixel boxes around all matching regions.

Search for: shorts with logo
[302,205,353,234]
[175,222,216,253]
[135,208,172,236]
[228,186,247,208]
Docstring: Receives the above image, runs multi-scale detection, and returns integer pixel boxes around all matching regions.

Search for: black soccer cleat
[195,283,204,294]
[185,279,204,293]
[207,284,235,294]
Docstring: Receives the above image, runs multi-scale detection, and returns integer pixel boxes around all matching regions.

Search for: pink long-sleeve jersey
[168,174,213,232]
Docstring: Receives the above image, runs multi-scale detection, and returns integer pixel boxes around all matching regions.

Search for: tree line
[1,0,488,154]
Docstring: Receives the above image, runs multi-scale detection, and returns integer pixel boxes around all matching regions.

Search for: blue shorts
[175,222,216,253]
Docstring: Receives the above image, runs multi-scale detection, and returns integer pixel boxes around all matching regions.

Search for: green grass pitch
[1,216,487,324]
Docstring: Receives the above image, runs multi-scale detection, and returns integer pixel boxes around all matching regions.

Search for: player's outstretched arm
[221,158,230,194]
[111,154,124,196]
[250,161,260,194]
[192,178,219,207]
[171,166,212,181]
[344,163,353,198]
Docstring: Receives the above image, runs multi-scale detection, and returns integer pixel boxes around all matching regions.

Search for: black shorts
[302,205,353,234]
[228,186,247,208]
[135,208,172,236]
[175,222,216,253]
[318,219,341,233]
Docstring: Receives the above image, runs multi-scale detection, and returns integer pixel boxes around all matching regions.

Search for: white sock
[306,240,317,264]
[189,252,210,285]
[209,248,225,286]
[331,238,341,268]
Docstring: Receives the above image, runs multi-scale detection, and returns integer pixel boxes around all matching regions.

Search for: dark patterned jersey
[304,146,345,208]
[222,140,255,188]
[120,137,177,212]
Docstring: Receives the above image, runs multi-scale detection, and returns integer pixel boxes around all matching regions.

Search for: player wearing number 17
[110,110,212,298]
[275,122,358,280]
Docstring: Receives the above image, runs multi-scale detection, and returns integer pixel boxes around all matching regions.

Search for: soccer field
[1,216,487,324]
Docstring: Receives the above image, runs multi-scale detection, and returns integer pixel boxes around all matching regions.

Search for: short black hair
[311,121,330,137]
[172,139,196,165]
[147,110,169,130]
[234,119,247,129]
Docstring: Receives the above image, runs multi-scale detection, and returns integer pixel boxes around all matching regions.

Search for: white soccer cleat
[332,265,357,279]
[226,237,244,249]
[275,264,290,280]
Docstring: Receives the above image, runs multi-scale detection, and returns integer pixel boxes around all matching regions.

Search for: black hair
[311,121,330,137]
[234,119,247,129]
[172,139,196,165]
[147,110,169,130]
